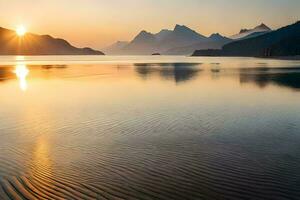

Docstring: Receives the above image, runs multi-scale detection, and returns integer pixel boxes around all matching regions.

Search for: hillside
[193,21,300,57]
[0,27,104,55]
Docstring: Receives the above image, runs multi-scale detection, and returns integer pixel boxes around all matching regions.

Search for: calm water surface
[0,56,300,199]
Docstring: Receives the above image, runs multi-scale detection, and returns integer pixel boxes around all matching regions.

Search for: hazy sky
[0,0,299,49]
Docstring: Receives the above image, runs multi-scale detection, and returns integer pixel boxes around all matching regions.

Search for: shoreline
[190,55,300,61]
[269,56,300,60]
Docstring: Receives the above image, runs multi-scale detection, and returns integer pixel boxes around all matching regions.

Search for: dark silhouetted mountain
[223,21,300,57]
[230,23,272,40]
[192,49,222,56]
[0,27,104,55]
[266,36,300,56]
[193,21,300,57]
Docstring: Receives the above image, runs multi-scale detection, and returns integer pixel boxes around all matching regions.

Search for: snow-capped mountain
[230,23,272,40]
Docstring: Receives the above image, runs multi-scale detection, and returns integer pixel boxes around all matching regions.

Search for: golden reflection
[30,136,54,178]
[14,64,29,91]
[34,137,51,168]
[16,56,25,61]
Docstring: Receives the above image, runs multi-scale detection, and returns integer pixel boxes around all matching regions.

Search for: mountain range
[2,21,297,57]
[104,25,199,55]
[104,23,272,55]
[0,27,104,55]
[192,21,300,57]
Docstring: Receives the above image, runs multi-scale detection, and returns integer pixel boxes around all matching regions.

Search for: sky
[0,0,299,49]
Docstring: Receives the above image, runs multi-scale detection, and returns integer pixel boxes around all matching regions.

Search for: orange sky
[0,0,299,50]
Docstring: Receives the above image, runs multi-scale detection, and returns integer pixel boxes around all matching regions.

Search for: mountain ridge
[230,23,272,40]
[106,24,231,55]
[223,21,299,56]
[106,23,274,55]
[0,27,104,55]
[192,21,300,57]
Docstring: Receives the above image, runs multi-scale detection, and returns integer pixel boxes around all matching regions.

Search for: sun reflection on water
[32,137,53,175]
[14,64,29,91]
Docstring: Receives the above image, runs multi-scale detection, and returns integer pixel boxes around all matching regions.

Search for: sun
[16,25,27,36]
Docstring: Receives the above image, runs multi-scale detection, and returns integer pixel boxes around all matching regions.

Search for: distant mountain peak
[231,23,272,40]
[128,30,156,47]
[174,24,193,32]
[138,30,151,36]
[174,24,184,29]
[238,23,271,34]
[210,33,221,36]
[209,33,222,38]
[255,23,271,31]
[172,24,207,40]
[239,29,249,34]
[221,21,300,57]
[103,41,129,54]
[134,30,155,41]
[208,33,232,43]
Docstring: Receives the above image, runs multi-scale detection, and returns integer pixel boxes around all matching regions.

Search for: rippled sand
[0,56,300,199]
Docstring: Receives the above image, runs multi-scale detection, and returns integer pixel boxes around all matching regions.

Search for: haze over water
[0,56,300,199]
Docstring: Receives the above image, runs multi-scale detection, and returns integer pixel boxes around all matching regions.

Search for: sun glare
[16,25,27,36]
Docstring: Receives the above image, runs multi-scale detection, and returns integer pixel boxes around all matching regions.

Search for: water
[0,56,300,199]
